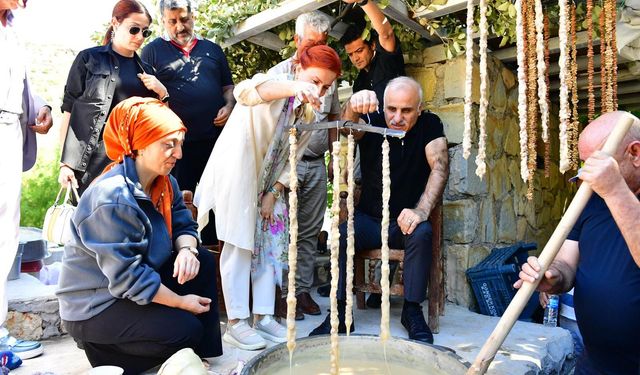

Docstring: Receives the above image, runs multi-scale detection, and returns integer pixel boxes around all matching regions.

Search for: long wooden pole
[466,113,635,375]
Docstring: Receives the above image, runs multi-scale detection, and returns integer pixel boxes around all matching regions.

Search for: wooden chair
[182,190,226,313]
[353,202,444,333]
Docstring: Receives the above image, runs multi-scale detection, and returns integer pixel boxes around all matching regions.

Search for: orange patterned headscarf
[103,97,187,237]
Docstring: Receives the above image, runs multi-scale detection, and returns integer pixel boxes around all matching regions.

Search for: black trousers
[171,139,218,245]
[64,248,222,375]
[337,210,433,303]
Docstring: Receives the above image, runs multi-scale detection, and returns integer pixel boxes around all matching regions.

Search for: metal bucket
[241,334,470,375]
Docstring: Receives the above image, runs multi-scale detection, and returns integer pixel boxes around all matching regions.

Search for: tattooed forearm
[415,137,449,219]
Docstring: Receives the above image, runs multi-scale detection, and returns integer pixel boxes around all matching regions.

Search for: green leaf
[497,2,510,12]
[508,4,517,18]
[499,35,509,47]
[361,28,370,41]
[453,41,462,53]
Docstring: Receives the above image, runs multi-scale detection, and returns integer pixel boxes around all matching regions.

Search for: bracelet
[268,186,281,199]
[160,94,170,103]
[357,0,369,6]
[178,245,199,257]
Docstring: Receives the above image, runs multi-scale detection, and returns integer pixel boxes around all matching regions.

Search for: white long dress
[194,73,312,251]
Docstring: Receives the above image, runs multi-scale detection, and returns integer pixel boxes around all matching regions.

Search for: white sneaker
[223,320,266,350]
[254,315,287,343]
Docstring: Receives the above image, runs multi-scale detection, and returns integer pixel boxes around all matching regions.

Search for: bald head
[578,111,640,160]
[384,76,423,106]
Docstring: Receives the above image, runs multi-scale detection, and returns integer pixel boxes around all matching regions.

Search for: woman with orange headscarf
[195,45,341,350]
[56,97,222,374]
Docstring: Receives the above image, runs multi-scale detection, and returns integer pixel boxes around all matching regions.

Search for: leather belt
[301,154,324,161]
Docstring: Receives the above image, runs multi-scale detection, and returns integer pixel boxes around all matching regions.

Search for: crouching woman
[56,97,222,374]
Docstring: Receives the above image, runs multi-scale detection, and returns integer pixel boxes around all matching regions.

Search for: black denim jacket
[60,44,155,172]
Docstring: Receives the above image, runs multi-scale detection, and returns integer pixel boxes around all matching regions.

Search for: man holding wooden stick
[514,111,640,374]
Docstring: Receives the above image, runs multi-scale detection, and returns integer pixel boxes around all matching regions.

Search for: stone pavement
[7,274,575,375]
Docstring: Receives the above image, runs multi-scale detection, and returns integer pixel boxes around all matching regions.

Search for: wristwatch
[178,245,199,257]
[268,186,281,199]
[357,0,369,6]
[161,94,170,103]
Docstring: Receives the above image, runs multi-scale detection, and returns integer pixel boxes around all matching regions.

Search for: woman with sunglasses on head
[58,0,169,195]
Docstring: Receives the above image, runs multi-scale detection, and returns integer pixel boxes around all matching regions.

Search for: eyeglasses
[18,0,27,7]
[129,26,152,38]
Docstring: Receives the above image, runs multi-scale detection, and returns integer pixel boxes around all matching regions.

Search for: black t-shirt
[568,194,640,374]
[110,53,154,114]
[353,38,405,127]
[357,111,445,219]
[142,38,234,142]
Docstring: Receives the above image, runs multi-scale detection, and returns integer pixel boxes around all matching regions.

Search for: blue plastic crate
[466,242,537,318]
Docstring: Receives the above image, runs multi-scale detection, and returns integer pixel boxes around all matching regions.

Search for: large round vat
[241,334,470,374]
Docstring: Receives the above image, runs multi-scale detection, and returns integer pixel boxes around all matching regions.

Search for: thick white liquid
[269,359,448,375]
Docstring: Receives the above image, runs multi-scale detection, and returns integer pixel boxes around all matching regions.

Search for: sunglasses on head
[129,26,152,38]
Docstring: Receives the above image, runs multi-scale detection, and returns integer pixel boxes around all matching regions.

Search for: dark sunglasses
[129,26,152,38]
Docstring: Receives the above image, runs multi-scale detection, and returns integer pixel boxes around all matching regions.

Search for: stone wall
[407,52,577,309]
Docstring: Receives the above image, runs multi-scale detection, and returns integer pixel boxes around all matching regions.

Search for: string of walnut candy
[515,0,529,182]
[344,134,356,336]
[569,3,580,170]
[611,1,617,110]
[599,0,606,110]
[329,140,342,375]
[604,0,613,112]
[586,0,595,121]
[475,0,488,178]
[462,0,475,160]
[557,0,571,174]
[603,0,614,112]
[286,129,299,360]
[602,0,617,112]
[599,0,617,114]
[534,0,548,153]
[380,137,391,342]
[522,0,530,194]
[526,0,538,199]
[515,0,529,183]
[543,14,551,178]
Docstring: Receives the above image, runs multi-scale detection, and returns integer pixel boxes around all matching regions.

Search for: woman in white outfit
[195,45,341,350]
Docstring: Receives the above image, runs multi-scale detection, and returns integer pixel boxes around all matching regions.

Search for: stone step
[6,273,63,340]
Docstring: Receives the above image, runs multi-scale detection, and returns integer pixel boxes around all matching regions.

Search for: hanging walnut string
[380,137,391,343]
[543,13,551,178]
[329,140,341,375]
[344,134,356,336]
[475,0,489,178]
[603,0,615,113]
[557,0,571,174]
[286,129,299,360]
[525,0,538,199]
[612,3,618,110]
[599,0,610,112]
[516,0,529,182]
[463,0,476,160]
[569,2,580,171]
[535,0,548,148]
[586,0,595,121]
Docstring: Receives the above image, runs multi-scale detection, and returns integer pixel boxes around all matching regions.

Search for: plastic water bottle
[543,294,560,327]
